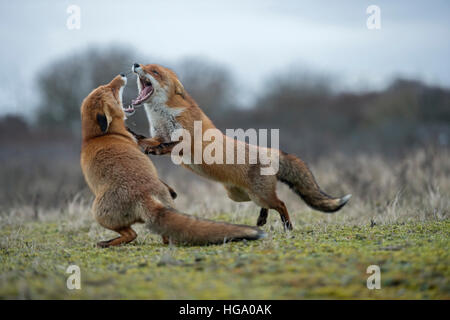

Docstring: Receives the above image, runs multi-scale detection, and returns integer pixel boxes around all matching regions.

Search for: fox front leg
[139,139,180,155]
[126,127,179,155]
[126,127,147,140]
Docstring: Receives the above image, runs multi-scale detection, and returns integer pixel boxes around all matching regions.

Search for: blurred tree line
[1,45,449,159]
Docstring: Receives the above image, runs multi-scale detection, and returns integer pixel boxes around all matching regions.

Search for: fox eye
[152,70,159,76]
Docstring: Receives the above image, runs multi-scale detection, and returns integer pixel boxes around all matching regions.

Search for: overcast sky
[1,0,449,116]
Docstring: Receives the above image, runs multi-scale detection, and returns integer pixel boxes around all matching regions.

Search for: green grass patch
[0,219,449,299]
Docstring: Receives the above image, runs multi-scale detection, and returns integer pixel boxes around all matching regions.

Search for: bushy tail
[147,206,267,245]
[277,152,351,213]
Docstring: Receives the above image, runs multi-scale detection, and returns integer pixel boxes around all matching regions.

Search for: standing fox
[128,63,351,230]
[80,74,266,247]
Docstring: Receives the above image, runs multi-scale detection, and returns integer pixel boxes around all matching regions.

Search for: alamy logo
[66,5,81,30]
[366,265,381,289]
[169,121,280,175]
[66,265,81,290]
[366,5,381,30]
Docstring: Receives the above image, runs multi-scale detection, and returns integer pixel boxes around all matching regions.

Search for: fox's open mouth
[123,105,135,116]
[132,77,154,106]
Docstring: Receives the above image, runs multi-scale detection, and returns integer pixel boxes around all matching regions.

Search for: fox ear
[96,105,112,133]
[175,79,185,97]
[96,113,109,133]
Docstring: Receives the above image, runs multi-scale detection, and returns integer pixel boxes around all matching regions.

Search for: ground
[1,214,448,299]
[1,148,449,299]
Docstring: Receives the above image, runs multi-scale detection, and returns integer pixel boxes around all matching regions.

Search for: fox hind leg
[257,208,269,227]
[224,185,251,202]
[225,180,293,230]
[255,198,292,231]
[248,182,293,231]
[224,185,271,228]
[159,179,177,199]
[272,200,293,231]
[162,235,170,245]
[97,226,137,248]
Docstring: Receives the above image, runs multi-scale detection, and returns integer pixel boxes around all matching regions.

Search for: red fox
[128,63,351,231]
[80,74,266,247]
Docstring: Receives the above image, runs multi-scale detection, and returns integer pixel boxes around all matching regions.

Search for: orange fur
[80,75,265,247]
[131,64,352,230]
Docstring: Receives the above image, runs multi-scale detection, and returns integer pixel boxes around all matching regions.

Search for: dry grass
[2,146,447,226]
[0,146,448,299]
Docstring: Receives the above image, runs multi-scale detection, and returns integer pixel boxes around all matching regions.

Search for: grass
[0,147,448,299]
[0,213,448,299]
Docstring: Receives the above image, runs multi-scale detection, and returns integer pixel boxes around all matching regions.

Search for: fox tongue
[141,85,153,97]
[132,86,153,105]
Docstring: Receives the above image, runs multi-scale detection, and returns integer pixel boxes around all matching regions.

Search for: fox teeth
[123,105,134,113]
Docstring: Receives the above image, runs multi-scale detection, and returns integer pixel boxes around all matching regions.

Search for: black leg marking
[257,208,269,226]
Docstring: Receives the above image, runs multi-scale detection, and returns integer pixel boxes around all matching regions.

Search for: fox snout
[108,74,127,89]
[132,63,141,73]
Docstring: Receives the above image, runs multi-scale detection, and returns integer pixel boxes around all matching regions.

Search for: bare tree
[176,57,237,117]
[35,45,147,133]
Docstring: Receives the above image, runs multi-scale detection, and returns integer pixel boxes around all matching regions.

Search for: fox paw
[283,221,293,231]
[126,127,147,140]
[257,215,267,227]
[144,142,179,155]
[96,240,112,248]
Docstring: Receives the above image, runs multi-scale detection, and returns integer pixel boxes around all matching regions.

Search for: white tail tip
[257,231,268,239]
[340,194,352,205]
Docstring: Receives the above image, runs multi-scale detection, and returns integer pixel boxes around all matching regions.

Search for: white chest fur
[144,103,184,142]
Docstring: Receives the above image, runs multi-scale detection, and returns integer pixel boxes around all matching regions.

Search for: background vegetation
[0,45,448,299]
